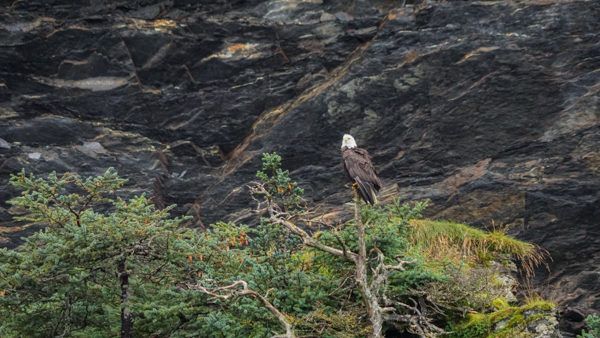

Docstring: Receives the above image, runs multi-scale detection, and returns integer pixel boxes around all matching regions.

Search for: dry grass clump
[408,220,548,277]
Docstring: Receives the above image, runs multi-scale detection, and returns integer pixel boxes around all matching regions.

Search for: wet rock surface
[1,0,598,332]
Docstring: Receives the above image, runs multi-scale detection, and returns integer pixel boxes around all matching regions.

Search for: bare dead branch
[188,280,295,338]
[250,181,357,263]
[269,215,357,263]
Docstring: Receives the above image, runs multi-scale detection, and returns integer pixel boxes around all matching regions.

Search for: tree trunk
[354,195,384,338]
[118,258,133,338]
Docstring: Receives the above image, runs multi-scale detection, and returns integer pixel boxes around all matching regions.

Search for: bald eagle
[341,134,382,205]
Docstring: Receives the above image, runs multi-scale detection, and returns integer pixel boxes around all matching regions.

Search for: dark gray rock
[0,0,598,333]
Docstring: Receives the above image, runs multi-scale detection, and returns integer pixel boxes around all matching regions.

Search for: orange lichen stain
[226,43,254,54]
[403,50,420,64]
[203,43,262,63]
[456,46,499,64]
[386,7,410,21]
[128,18,177,32]
[151,19,177,30]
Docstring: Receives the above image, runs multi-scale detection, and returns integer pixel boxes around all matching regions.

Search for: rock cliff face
[0,0,598,333]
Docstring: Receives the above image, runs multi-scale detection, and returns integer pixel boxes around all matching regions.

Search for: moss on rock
[448,298,560,338]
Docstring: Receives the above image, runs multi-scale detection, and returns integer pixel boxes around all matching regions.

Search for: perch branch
[250,182,357,263]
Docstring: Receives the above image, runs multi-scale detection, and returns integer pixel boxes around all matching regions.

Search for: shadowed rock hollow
[0,0,598,333]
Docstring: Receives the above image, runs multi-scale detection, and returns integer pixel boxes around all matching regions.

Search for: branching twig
[187,280,295,338]
[250,182,357,263]
[270,215,357,263]
[249,180,445,337]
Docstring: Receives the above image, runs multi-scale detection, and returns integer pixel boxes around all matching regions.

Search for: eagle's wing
[342,148,382,204]
[343,148,382,190]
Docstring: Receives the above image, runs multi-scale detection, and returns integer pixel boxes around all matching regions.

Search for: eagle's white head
[341,134,357,149]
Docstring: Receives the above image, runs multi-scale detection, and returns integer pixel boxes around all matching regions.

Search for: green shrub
[578,314,600,338]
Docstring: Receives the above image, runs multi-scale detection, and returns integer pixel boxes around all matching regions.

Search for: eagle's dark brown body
[341,147,382,205]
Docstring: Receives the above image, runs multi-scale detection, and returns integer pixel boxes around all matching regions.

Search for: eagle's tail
[354,176,378,205]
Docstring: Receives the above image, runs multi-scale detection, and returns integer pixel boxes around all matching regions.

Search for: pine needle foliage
[0,169,204,337]
[578,314,600,338]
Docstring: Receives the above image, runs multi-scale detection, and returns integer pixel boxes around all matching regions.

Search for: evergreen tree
[0,169,203,337]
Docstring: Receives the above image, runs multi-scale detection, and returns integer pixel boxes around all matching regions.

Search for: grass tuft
[408,220,548,277]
